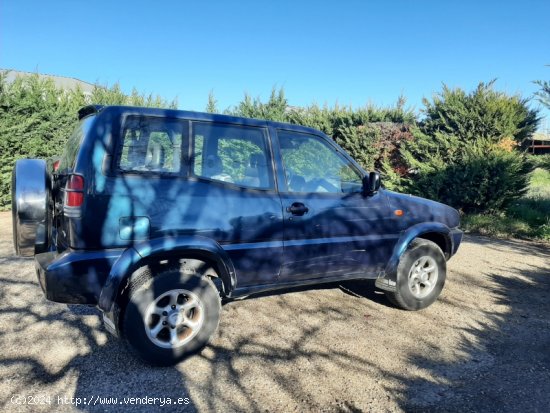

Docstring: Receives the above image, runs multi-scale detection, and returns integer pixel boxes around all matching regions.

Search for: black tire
[120,265,221,366]
[385,239,446,311]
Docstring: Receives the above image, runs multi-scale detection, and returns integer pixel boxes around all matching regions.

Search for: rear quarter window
[59,116,95,171]
[117,116,184,174]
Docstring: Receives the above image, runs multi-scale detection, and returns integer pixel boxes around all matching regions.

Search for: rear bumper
[35,248,123,305]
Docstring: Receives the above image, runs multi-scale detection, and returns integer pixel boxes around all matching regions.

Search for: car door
[188,121,284,287]
[96,116,284,288]
[274,129,399,282]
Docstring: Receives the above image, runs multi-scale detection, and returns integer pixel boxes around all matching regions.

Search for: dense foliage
[205,89,415,184]
[224,88,416,172]
[529,154,550,170]
[404,141,532,212]
[421,81,539,150]
[0,74,542,216]
[399,82,539,212]
[0,73,177,209]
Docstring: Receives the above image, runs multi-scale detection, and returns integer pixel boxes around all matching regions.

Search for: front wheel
[120,267,221,366]
[385,239,446,311]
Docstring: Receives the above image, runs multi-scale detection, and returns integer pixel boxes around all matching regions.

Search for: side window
[118,116,183,173]
[59,115,95,171]
[278,130,363,194]
[192,122,272,189]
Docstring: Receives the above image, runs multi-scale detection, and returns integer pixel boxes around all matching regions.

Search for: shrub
[422,81,539,150]
[332,122,414,173]
[0,72,177,209]
[409,146,533,213]
[463,168,550,241]
[400,81,539,213]
[528,154,550,170]
[334,124,381,170]
[225,88,416,175]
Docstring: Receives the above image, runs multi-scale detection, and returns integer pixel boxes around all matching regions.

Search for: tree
[0,72,177,209]
[226,87,416,175]
[534,80,550,109]
[421,80,539,150]
[205,90,218,113]
[400,81,539,212]
[227,87,288,121]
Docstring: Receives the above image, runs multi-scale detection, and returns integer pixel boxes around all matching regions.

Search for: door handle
[287,202,309,216]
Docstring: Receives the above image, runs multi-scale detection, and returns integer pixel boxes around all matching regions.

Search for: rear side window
[192,122,273,189]
[59,115,95,171]
[118,116,184,174]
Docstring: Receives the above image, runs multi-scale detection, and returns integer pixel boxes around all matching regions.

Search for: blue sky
[1,0,549,123]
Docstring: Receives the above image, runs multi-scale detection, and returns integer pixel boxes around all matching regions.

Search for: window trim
[189,121,277,192]
[275,128,365,195]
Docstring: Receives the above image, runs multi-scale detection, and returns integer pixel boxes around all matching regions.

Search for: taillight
[65,175,84,207]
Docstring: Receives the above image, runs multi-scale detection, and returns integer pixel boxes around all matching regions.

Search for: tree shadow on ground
[0,249,197,412]
[1,228,549,412]
[391,239,550,412]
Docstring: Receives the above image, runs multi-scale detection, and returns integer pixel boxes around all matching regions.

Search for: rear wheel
[120,266,221,366]
[385,239,446,310]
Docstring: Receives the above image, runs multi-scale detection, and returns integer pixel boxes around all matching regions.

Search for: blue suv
[12,105,462,365]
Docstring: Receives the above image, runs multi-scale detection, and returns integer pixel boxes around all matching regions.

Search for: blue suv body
[13,105,462,365]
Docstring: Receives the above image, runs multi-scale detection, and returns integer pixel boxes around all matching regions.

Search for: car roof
[85,105,326,136]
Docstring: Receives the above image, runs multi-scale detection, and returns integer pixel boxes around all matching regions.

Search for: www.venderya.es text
[11,395,191,407]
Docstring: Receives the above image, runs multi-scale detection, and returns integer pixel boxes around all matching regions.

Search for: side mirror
[362,171,381,195]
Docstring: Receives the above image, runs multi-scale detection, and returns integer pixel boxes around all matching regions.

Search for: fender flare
[383,222,452,282]
[98,235,236,313]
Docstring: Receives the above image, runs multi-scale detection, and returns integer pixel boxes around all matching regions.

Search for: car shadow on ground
[228,278,391,307]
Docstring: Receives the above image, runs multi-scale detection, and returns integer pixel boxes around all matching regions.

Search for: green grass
[463,168,550,241]
[529,153,550,171]
[528,167,550,194]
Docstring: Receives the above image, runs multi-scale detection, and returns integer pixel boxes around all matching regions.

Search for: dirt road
[0,211,548,412]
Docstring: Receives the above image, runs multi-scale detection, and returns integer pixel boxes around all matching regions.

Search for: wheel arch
[98,235,236,314]
[416,232,451,259]
[384,222,452,282]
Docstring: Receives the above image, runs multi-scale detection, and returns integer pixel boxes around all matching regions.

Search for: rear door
[189,121,284,286]
[92,117,285,287]
[274,129,398,282]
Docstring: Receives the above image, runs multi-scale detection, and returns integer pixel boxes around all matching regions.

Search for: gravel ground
[0,210,549,412]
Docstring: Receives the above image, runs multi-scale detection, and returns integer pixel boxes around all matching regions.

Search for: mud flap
[375,275,397,292]
[102,312,119,337]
